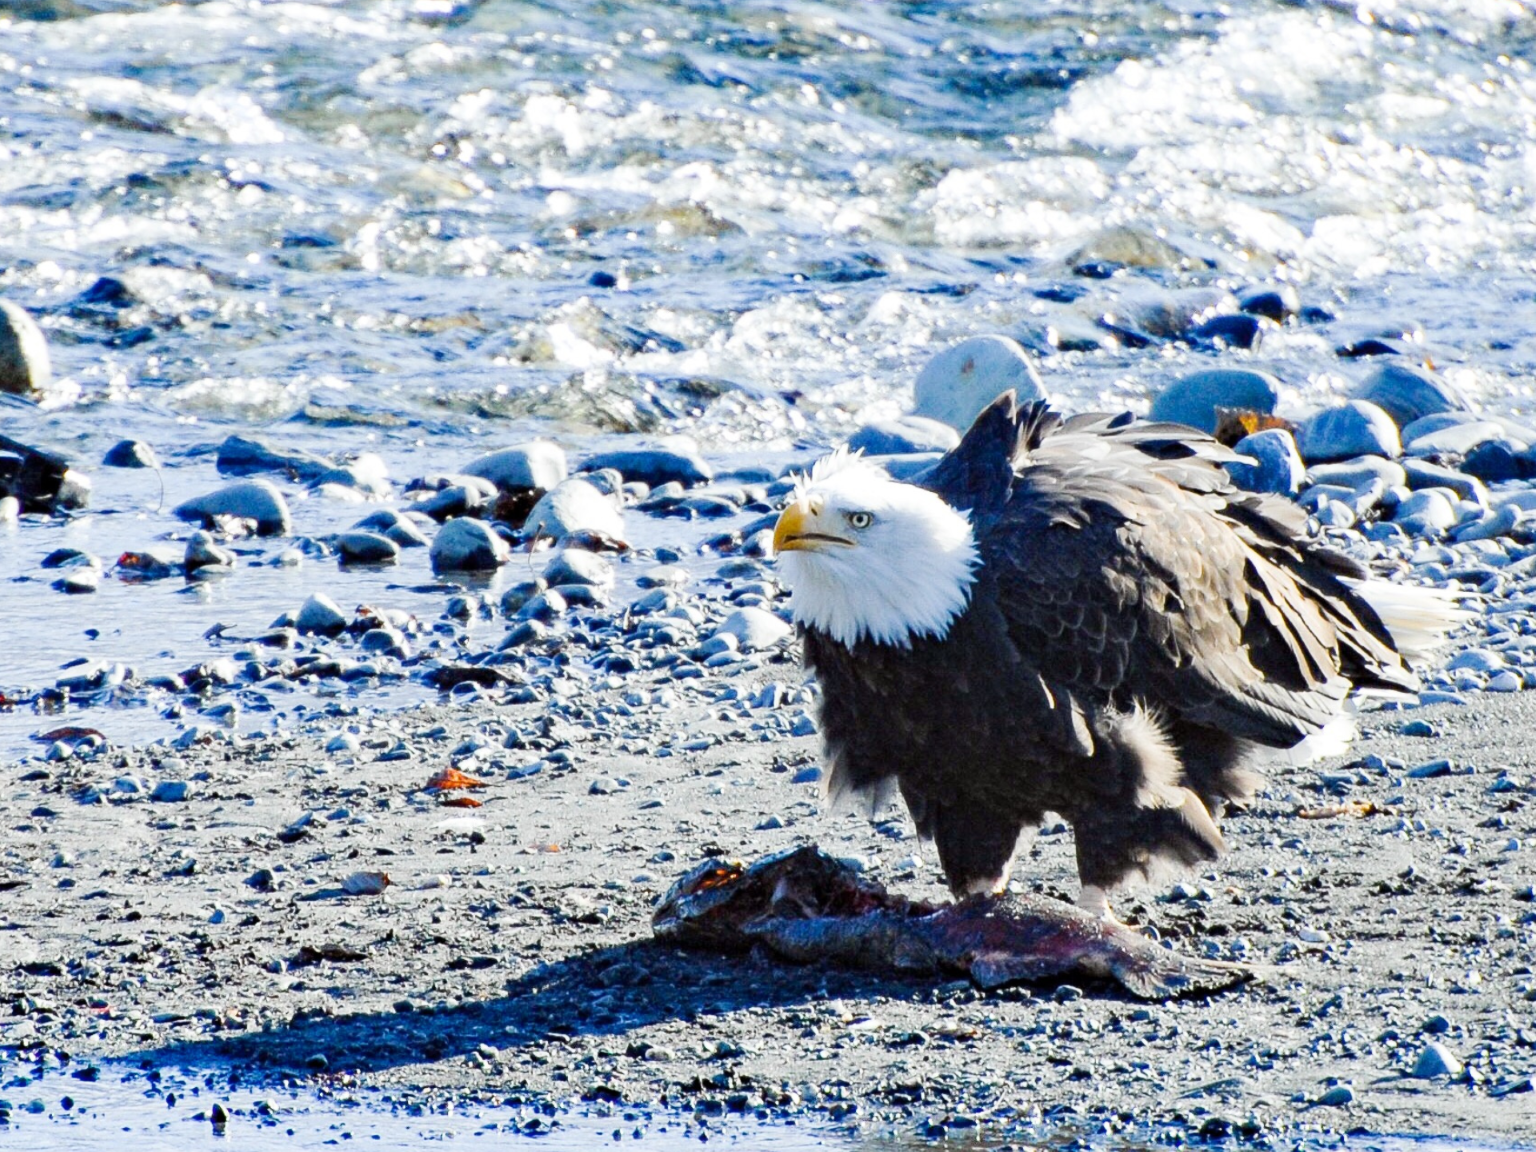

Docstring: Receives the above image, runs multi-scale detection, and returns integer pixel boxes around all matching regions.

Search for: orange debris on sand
[1297,800,1380,820]
[424,766,488,792]
[440,796,484,808]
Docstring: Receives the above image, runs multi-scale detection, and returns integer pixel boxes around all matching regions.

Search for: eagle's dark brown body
[802,397,1417,896]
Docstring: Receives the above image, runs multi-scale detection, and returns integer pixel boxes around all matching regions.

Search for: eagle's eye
[847,511,874,530]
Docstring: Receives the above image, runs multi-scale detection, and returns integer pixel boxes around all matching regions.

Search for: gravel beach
[4,663,1534,1146]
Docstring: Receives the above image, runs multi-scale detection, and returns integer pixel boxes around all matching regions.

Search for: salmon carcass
[653,846,1250,1000]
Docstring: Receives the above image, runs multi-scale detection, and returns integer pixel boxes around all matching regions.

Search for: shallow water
[0,1059,1529,1150]
[3,0,1536,750]
[0,1059,847,1149]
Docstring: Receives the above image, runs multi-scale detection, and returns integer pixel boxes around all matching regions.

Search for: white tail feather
[1350,579,1473,664]
[1277,714,1358,767]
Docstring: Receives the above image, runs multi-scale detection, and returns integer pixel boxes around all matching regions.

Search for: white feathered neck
[775,451,979,648]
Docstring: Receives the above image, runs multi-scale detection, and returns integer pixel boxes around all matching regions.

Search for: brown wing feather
[975,430,1355,747]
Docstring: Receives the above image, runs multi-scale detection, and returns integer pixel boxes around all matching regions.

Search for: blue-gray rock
[430,517,510,572]
[415,477,497,522]
[1295,401,1401,464]
[582,443,711,488]
[0,300,52,396]
[174,479,291,536]
[1306,456,1408,492]
[1401,459,1487,504]
[1399,411,1482,443]
[463,441,568,492]
[500,580,545,616]
[516,589,567,622]
[1190,312,1263,349]
[295,593,347,636]
[847,416,960,456]
[150,780,192,803]
[53,567,100,594]
[312,454,390,498]
[1312,500,1356,528]
[184,530,236,573]
[334,530,400,565]
[1392,489,1458,536]
[581,467,626,497]
[1406,421,1512,458]
[552,582,607,609]
[1238,284,1301,322]
[1453,503,1525,543]
[1314,1085,1355,1108]
[1412,1042,1463,1079]
[713,607,792,651]
[216,435,333,481]
[1463,440,1524,482]
[359,627,410,659]
[1302,480,1385,516]
[912,335,1047,432]
[636,565,688,590]
[1351,363,1469,430]
[499,620,550,648]
[1490,488,1536,513]
[1225,429,1304,495]
[103,440,158,469]
[1149,369,1280,434]
[1448,649,1504,673]
[352,508,431,547]
[524,478,625,542]
[543,549,614,588]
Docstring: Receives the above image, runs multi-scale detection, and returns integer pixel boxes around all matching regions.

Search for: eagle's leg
[1070,789,1224,909]
[927,798,1025,900]
[1166,720,1261,819]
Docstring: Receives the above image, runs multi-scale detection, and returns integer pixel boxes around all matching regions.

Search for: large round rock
[847,416,959,456]
[1350,363,1469,431]
[582,441,711,488]
[1149,369,1280,434]
[1405,420,1512,458]
[713,607,792,652]
[173,479,291,536]
[524,478,625,542]
[0,300,52,397]
[296,593,348,636]
[103,440,159,469]
[335,530,400,565]
[543,548,614,588]
[1224,429,1304,496]
[430,517,511,573]
[462,441,568,492]
[217,435,333,481]
[912,335,1046,432]
[1295,401,1401,464]
[353,508,431,547]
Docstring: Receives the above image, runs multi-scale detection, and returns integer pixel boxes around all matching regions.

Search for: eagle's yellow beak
[772,501,813,555]
[773,498,852,556]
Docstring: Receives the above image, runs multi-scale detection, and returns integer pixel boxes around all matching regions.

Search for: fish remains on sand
[653,846,1249,1000]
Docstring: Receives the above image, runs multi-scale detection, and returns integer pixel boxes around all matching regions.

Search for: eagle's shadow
[130,940,1080,1077]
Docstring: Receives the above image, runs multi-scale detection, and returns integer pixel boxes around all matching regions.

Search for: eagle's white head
[772,451,979,649]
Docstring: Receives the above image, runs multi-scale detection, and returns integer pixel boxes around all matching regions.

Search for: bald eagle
[773,393,1452,918]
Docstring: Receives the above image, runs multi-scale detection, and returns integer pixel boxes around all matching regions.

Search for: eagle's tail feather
[1349,579,1472,665]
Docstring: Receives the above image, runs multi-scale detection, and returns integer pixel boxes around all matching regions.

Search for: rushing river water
[2,0,1535,749]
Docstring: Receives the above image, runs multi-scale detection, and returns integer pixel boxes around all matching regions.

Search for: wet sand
[3,667,1535,1145]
